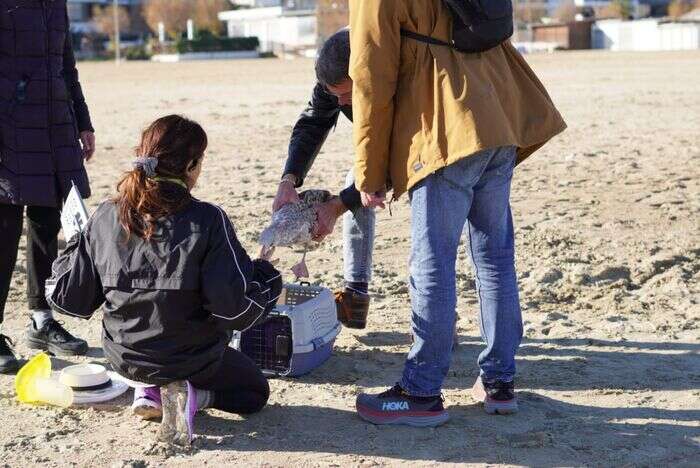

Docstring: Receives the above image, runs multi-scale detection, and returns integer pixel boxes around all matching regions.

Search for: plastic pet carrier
[231,283,341,377]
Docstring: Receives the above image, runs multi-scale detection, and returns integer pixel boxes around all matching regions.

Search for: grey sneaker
[471,376,518,415]
[356,384,449,427]
[0,334,19,374]
[157,381,197,446]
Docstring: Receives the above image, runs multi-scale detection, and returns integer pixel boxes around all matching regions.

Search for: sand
[0,50,698,467]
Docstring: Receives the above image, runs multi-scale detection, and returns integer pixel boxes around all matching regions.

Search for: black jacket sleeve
[46,231,105,319]
[202,207,283,332]
[62,12,94,133]
[284,83,342,186]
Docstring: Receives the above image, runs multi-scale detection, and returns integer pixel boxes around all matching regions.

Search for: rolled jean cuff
[479,370,515,383]
[398,377,442,398]
[343,273,371,284]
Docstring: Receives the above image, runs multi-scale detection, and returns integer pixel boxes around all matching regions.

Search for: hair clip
[132,156,158,177]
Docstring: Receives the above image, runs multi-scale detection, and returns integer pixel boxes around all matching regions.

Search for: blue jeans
[400,146,522,397]
[343,170,375,285]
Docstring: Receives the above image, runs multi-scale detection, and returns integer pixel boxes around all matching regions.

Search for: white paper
[61,184,90,241]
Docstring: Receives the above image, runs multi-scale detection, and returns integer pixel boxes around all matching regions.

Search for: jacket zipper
[42,0,60,204]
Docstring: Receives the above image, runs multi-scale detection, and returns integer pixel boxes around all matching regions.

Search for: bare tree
[513,0,548,25]
[553,0,578,23]
[599,0,633,19]
[92,5,131,45]
[194,0,228,33]
[142,0,192,39]
[668,0,695,18]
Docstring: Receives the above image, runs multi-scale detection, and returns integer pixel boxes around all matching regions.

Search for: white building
[593,17,700,50]
[218,5,317,54]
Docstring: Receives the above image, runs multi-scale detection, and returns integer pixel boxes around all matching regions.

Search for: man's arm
[349,0,403,195]
[284,82,342,187]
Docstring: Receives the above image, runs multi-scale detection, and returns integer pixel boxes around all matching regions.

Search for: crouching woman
[45,115,282,446]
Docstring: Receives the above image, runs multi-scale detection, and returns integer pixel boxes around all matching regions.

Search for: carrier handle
[298,281,312,287]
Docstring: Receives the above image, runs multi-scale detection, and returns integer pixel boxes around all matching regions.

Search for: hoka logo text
[382,401,409,411]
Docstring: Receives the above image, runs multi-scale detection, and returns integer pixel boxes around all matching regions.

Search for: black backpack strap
[400,29,453,48]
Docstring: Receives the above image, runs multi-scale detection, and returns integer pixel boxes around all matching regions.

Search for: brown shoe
[335,289,370,329]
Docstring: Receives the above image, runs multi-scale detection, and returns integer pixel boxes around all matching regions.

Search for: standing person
[273,29,376,330]
[47,115,283,446]
[349,1,567,426]
[0,0,96,373]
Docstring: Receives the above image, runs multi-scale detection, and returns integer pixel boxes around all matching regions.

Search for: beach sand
[0,50,698,467]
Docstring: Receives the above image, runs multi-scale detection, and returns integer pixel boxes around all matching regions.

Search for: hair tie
[132,156,158,177]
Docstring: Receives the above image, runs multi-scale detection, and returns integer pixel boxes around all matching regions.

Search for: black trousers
[0,203,61,323]
[190,347,270,414]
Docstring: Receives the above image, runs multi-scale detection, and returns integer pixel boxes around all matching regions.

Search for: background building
[219,1,317,54]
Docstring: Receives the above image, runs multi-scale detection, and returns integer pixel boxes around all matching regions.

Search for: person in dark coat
[47,115,283,446]
[0,0,96,373]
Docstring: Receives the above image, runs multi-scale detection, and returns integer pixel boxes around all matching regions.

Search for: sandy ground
[0,51,698,467]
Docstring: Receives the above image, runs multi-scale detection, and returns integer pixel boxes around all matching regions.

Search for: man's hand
[258,245,279,266]
[80,131,96,161]
[273,178,301,212]
[312,196,347,241]
[361,190,386,209]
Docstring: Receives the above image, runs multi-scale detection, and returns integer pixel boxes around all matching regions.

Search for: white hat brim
[71,372,130,405]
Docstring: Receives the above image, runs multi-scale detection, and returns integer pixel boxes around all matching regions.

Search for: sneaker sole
[341,320,367,330]
[356,404,450,427]
[471,380,518,415]
[26,337,87,356]
[483,398,518,415]
[132,404,163,421]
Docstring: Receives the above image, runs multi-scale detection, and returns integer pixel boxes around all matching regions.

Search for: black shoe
[26,319,88,356]
[0,334,20,374]
[356,384,449,427]
[471,376,518,414]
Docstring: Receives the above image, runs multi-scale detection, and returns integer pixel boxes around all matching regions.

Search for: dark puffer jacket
[0,0,93,207]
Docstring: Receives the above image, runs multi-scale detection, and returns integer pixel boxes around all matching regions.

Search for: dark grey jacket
[285,82,362,209]
[47,196,282,385]
[0,0,93,207]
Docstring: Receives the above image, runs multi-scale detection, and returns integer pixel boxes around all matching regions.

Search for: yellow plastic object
[15,353,73,407]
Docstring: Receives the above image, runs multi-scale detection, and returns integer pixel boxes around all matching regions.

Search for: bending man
[273,29,375,330]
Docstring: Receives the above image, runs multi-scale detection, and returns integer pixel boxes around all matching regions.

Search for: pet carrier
[231,283,341,377]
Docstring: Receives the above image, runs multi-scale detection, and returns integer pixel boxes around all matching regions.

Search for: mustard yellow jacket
[349,0,567,198]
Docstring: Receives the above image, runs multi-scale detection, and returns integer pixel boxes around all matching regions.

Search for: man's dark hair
[315,28,350,86]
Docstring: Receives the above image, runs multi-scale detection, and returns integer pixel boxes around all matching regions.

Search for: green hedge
[175,32,259,54]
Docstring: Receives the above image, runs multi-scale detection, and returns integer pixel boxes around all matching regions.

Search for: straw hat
[58,364,129,404]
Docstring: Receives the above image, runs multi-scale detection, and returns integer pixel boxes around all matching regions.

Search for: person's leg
[465,146,522,414]
[338,169,375,328]
[343,169,375,290]
[400,151,495,397]
[0,204,24,327]
[0,204,24,373]
[25,205,87,355]
[355,150,495,427]
[190,347,270,414]
[24,205,60,316]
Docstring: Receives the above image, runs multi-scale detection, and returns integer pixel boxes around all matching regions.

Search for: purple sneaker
[132,386,162,421]
[157,381,197,446]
